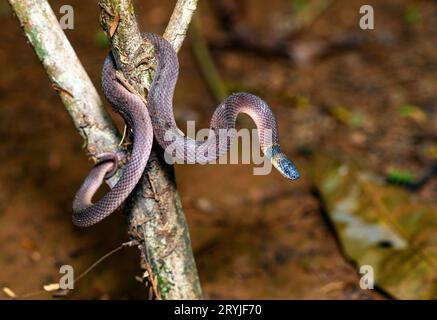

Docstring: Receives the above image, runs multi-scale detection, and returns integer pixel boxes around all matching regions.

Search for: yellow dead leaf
[43,283,60,292]
[3,287,17,298]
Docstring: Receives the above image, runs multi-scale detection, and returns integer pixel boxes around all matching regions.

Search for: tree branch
[164,0,198,52]
[99,0,202,300]
[9,0,202,299]
[7,0,122,185]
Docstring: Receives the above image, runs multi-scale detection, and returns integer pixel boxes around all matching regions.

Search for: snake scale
[72,33,300,227]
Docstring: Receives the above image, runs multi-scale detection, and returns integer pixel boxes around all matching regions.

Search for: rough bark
[99,0,201,300]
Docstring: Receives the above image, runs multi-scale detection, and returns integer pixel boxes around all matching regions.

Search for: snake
[72,33,300,227]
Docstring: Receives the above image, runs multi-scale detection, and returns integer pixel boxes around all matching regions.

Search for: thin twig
[164,0,199,52]
[10,241,136,299]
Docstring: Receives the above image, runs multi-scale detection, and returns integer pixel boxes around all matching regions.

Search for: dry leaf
[3,287,17,298]
[109,14,120,37]
[43,283,60,292]
[313,154,437,299]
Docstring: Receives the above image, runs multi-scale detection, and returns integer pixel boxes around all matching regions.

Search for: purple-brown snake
[72,33,300,227]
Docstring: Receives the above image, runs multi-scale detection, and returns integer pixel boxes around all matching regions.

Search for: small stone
[195,197,214,213]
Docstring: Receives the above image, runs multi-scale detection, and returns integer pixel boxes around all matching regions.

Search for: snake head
[273,154,300,180]
[265,144,300,180]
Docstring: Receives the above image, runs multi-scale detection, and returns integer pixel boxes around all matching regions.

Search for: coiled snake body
[72,33,300,227]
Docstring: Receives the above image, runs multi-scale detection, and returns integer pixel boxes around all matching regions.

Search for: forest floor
[0,0,435,299]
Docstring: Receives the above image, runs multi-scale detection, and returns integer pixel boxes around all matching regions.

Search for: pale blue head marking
[264,144,300,180]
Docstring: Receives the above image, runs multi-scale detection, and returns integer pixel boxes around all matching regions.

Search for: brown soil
[0,0,435,299]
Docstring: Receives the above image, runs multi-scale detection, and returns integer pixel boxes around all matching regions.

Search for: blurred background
[0,0,436,299]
